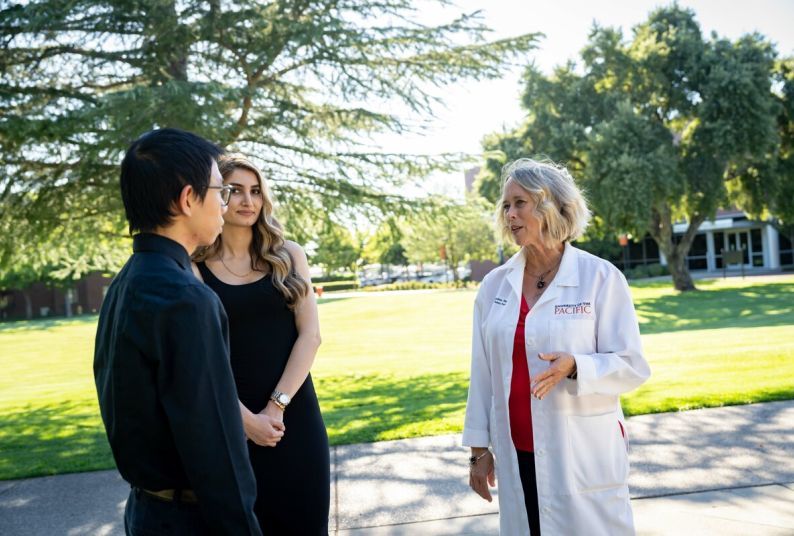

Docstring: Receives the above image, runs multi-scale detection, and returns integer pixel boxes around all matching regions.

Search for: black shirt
[94,233,261,535]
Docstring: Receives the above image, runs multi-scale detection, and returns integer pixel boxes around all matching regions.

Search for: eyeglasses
[207,185,234,206]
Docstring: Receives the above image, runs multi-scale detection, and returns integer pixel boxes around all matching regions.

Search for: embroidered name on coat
[494,297,508,306]
[554,302,593,315]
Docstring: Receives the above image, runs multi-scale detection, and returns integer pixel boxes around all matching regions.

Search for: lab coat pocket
[566,411,629,493]
[550,318,596,354]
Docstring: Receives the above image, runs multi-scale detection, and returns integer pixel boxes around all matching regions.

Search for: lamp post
[619,234,630,273]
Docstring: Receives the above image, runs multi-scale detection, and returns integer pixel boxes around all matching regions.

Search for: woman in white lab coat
[463,158,651,535]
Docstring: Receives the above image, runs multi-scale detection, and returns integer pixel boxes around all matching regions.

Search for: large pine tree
[0,0,538,285]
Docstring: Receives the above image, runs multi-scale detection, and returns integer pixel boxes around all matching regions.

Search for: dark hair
[120,128,224,234]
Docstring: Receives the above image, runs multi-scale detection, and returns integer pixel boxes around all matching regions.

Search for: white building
[626,210,793,273]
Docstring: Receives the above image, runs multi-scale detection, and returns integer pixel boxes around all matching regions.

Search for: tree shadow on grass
[0,372,470,479]
[316,371,469,446]
[316,296,353,306]
[622,387,794,417]
[0,315,100,333]
[635,283,794,334]
[0,400,114,481]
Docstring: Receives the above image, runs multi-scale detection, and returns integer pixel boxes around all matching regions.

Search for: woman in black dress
[192,154,330,534]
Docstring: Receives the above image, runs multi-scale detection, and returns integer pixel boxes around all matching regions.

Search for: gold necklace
[219,256,253,278]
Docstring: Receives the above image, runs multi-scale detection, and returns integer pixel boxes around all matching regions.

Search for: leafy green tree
[311,221,359,276]
[772,58,794,246]
[402,195,496,281]
[0,0,538,276]
[362,217,408,277]
[0,200,129,317]
[739,56,794,247]
[477,6,781,291]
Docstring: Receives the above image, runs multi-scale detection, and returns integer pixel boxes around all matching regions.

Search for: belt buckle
[138,487,197,504]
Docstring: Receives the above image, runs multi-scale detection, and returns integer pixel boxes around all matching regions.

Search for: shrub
[625,263,669,279]
[313,274,357,283]
[314,281,360,292]
[646,263,669,277]
[362,280,477,292]
[626,265,649,279]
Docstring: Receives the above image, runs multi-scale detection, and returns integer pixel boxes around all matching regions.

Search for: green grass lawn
[1,275,793,480]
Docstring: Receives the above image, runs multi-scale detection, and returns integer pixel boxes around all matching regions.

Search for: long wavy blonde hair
[193,153,309,310]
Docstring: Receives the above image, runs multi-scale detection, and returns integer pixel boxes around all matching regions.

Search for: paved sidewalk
[1,400,793,535]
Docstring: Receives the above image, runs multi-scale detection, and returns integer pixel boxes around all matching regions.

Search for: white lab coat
[463,243,651,535]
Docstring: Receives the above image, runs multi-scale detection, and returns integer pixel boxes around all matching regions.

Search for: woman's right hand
[468,448,496,502]
[242,408,285,447]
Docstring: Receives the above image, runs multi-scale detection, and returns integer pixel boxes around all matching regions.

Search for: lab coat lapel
[504,250,525,300]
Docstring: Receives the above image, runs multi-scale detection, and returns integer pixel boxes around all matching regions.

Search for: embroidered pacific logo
[554,302,593,315]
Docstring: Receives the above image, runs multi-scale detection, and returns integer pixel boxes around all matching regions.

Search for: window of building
[687,233,708,270]
[716,230,757,267]
[780,232,793,266]
[644,236,660,261]
[690,233,707,255]
[714,232,725,268]
[750,228,764,267]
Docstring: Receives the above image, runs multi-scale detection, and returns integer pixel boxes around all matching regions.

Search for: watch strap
[270,390,290,410]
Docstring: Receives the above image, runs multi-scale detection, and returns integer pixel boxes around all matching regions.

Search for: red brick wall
[469,260,498,282]
[77,272,113,314]
[1,272,114,320]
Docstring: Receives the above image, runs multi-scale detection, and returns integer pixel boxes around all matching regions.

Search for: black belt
[136,487,199,503]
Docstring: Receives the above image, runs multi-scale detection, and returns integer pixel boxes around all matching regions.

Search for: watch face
[277,393,290,405]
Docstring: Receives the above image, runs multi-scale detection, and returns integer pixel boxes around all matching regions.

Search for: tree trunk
[23,291,32,320]
[449,256,460,282]
[649,205,705,292]
[664,248,697,291]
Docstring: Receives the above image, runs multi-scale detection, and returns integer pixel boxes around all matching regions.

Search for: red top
[509,295,534,452]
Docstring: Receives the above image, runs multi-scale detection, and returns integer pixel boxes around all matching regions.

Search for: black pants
[124,487,210,535]
[516,450,541,535]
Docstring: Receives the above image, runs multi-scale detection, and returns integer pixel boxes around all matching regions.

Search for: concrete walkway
[1,401,793,535]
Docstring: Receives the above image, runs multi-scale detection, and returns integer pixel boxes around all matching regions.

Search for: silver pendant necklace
[526,256,563,289]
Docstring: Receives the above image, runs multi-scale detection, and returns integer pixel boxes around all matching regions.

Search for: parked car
[418,270,454,283]
[359,277,386,287]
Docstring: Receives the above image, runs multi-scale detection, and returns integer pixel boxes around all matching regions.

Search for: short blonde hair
[496,158,590,245]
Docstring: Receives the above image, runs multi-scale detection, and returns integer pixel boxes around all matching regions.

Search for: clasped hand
[244,402,285,447]
[531,352,576,400]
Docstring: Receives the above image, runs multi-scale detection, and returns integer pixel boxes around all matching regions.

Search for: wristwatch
[469,450,490,466]
[270,390,291,411]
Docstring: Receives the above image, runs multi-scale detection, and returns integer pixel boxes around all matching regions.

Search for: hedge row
[624,263,669,279]
[312,274,357,283]
[362,280,477,292]
[314,281,360,292]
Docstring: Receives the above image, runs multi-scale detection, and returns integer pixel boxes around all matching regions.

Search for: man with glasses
[94,128,262,535]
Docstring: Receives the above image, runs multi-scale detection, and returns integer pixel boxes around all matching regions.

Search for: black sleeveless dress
[197,262,330,535]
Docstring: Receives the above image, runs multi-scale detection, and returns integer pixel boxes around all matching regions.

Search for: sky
[384,0,794,198]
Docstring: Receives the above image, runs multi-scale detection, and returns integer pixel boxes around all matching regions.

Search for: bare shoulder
[283,240,308,261]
